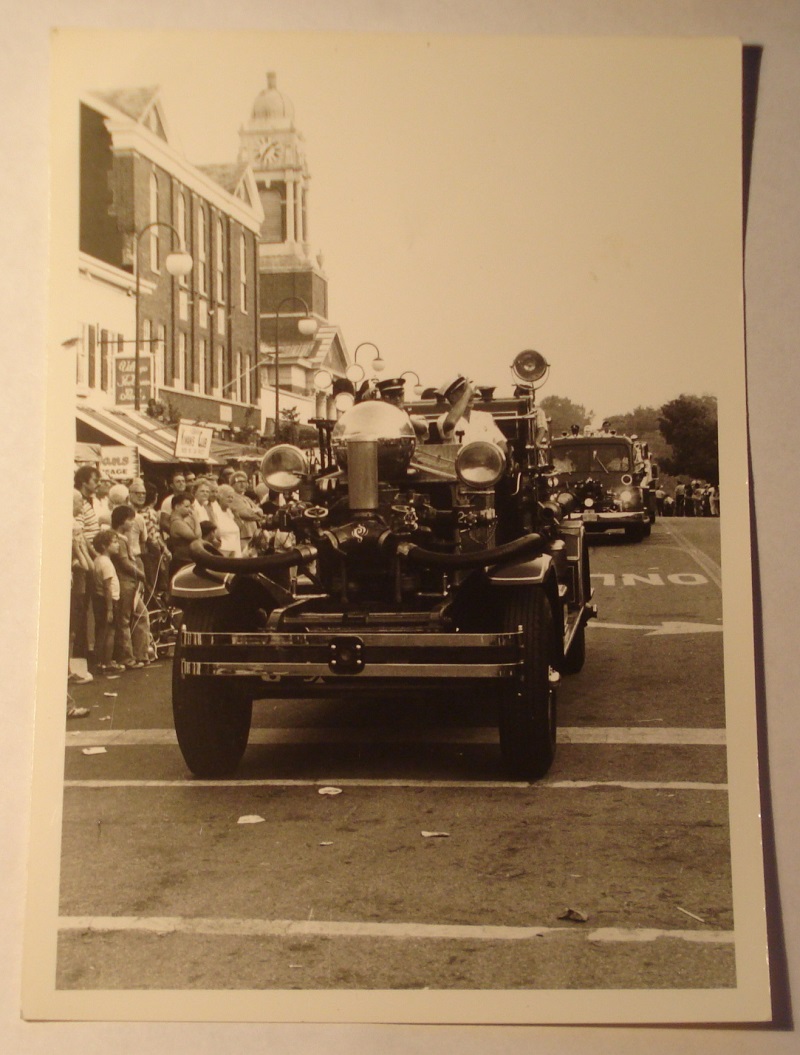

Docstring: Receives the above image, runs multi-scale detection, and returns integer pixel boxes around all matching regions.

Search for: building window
[215,216,225,303]
[177,192,188,286]
[197,206,208,294]
[240,350,250,404]
[86,326,96,388]
[141,319,151,384]
[76,327,88,387]
[214,344,223,397]
[198,338,208,395]
[239,232,248,312]
[176,332,186,388]
[222,342,232,396]
[149,172,159,271]
[258,182,285,243]
[155,323,166,387]
[100,329,110,391]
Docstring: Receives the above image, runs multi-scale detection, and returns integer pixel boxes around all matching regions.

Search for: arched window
[149,172,159,271]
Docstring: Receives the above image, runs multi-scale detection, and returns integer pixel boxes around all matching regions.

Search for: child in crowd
[168,493,201,576]
[92,528,124,675]
[200,519,222,550]
[110,505,149,668]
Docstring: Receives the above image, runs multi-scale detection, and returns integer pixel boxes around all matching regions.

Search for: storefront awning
[76,405,218,464]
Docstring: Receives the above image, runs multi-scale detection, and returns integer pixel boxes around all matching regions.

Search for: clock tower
[238,72,329,330]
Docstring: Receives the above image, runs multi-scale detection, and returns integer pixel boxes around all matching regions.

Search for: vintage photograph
[23,29,769,1023]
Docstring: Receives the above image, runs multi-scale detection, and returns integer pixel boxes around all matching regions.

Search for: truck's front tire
[173,602,253,777]
[498,586,558,780]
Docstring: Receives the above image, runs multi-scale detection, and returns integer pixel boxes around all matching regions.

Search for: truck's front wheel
[498,586,558,780]
[172,602,253,777]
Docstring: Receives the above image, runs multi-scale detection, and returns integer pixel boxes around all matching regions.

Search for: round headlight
[260,444,309,493]
[619,489,633,503]
[455,441,506,488]
[584,497,595,508]
[621,473,633,485]
[557,491,576,514]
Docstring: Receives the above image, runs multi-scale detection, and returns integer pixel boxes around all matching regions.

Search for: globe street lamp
[345,341,386,384]
[401,370,424,398]
[134,221,193,411]
[273,296,319,441]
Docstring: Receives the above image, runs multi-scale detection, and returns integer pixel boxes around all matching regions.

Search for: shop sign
[175,421,214,461]
[100,445,140,480]
[115,357,152,406]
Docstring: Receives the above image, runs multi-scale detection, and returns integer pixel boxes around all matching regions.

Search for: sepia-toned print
[24,30,769,1024]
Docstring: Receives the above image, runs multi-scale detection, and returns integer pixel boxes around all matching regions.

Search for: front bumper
[580,509,648,529]
[179,629,521,682]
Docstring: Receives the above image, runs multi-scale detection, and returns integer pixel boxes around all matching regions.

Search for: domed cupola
[250,72,294,125]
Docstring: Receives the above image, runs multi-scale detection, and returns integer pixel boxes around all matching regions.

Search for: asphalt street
[59,516,731,992]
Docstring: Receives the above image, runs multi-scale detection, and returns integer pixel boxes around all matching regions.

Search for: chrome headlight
[455,441,506,488]
[584,497,595,508]
[260,444,309,493]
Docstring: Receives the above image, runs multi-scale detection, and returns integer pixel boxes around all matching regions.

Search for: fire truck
[549,428,658,541]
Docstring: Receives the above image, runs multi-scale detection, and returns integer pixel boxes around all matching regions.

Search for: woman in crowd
[214,485,243,557]
[191,478,215,528]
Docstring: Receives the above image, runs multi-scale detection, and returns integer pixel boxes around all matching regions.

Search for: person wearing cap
[375,377,429,440]
[354,377,380,403]
[437,376,507,452]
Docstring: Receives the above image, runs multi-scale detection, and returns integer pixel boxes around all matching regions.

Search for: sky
[55,30,743,421]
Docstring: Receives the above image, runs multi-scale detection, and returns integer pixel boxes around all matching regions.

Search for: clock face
[257,137,283,165]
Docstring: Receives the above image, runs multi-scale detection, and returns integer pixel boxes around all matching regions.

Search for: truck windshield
[552,442,631,473]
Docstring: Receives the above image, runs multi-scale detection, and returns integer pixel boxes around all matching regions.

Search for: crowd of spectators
[654,480,720,518]
[68,461,283,717]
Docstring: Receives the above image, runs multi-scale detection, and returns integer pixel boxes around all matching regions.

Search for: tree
[603,405,671,462]
[277,405,300,445]
[539,395,594,438]
[658,394,718,483]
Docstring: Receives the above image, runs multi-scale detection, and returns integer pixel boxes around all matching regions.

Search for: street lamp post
[134,221,193,411]
[401,370,424,398]
[272,295,318,442]
[352,341,386,379]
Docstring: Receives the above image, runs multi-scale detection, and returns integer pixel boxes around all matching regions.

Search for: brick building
[76,86,266,467]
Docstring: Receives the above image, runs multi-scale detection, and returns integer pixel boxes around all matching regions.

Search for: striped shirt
[79,498,99,544]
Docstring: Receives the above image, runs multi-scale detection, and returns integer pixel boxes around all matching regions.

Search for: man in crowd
[229,470,265,551]
[375,377,429,440]
[74,465,101,549]
[159,470,188,535]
